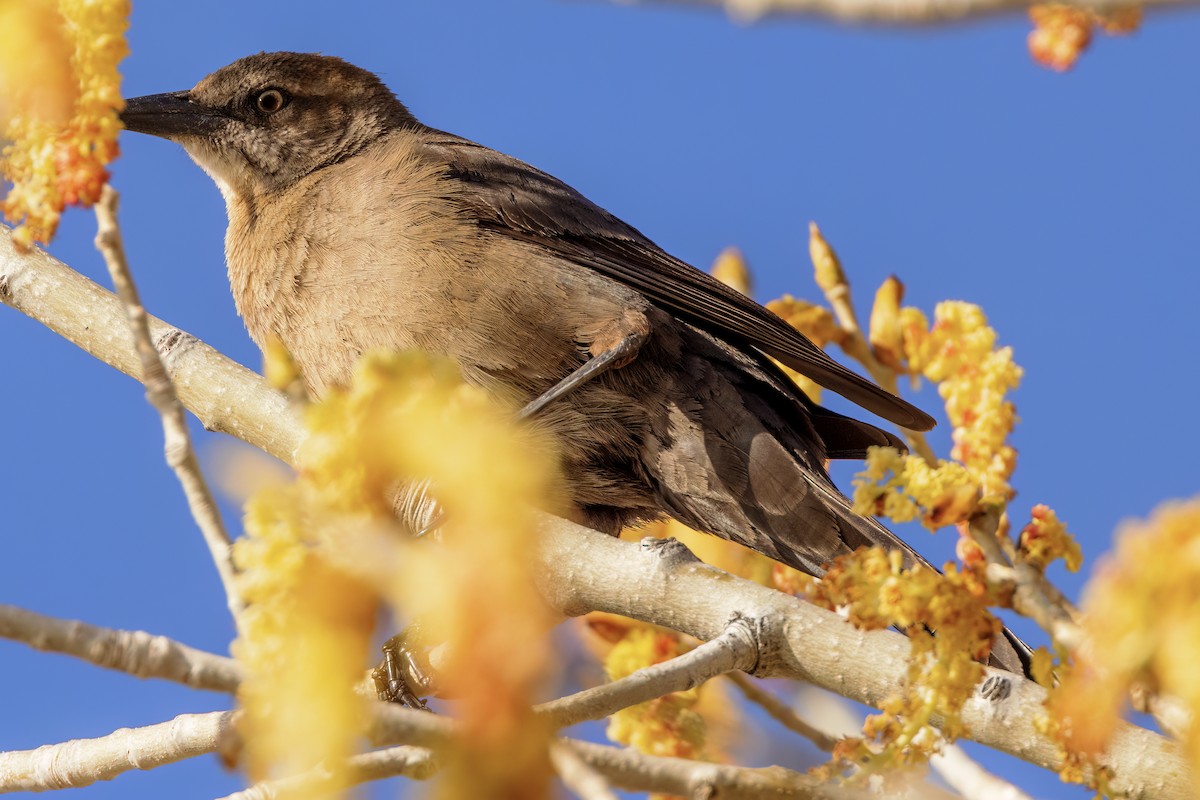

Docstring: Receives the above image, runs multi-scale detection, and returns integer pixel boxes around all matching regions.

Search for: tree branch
[0,711,238,793]
[549,742,620,800]
[537,614,760,729]
[92,186,242,623]
[0,229,1191,799]
[724,672,839,752]
[0,604,242,692]
[605,0,1194,25]
[563,739,867,799]
[214,746,437,800]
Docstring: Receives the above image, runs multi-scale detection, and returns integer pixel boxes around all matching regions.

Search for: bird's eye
[254,88,289,115]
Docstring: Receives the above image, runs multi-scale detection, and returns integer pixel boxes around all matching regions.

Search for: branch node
[639,536,699,566]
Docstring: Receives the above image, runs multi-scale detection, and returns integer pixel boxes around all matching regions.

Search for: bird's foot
[372,632,435,710]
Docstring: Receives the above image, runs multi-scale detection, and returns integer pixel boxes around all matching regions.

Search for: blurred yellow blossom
[1048,498,1200,794]
[236,350,562,799]
[711,246,751,296]
[0,0,129,248]
[233,487,377,796]
[808,547,1002,772]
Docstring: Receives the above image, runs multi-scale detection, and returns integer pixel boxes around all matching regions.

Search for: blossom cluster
[1048,498,1200,795]
[236,349,561,798]
[0,0,129,247]
[1028,4,1141,71]
[807,547,1002,771]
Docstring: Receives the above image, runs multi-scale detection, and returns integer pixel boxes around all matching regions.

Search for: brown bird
[121,52,1027,673]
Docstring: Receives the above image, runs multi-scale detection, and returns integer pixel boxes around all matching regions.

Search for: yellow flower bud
[808,221,846,293]
[710,246,751,296]
[869,275,905,371]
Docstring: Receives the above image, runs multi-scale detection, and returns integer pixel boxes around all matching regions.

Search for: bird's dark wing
[422,132,934,432]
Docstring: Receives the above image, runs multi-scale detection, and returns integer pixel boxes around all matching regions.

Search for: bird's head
[121,52,415,198]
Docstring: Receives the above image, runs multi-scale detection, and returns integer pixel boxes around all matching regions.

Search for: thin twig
[932,743,1036,800]
[0,604,242,692]
[215,746,437,800]
[724,672,838,752]
[550,741,621,800]
[537,616,759,729]
[969,509,1082,650]
[564,739,865,799]
[92,186,243,624]
[0,711,238,793]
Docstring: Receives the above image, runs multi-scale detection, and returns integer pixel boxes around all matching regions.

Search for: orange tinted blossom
[1019,504,1082,572]
[1028,5,1093,71]
[853,447,981,530]
[0,0,129,247]
[898,302,1021,500]
[1027,3,1140,72]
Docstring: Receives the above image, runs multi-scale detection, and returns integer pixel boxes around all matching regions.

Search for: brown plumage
[121,52,1028,672]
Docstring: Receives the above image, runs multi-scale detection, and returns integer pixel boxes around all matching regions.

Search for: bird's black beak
[120,91,229,139]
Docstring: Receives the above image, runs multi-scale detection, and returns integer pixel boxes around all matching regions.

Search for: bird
[120,52,1028,674]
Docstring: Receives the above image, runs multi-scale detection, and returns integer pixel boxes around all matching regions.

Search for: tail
[649,333,1032,676]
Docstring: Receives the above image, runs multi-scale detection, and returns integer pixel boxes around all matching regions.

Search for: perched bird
[121,52,1027,672]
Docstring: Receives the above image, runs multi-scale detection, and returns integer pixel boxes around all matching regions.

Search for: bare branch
[606,0,1194,25]
[0,225,303,464]
[934,744,1036,800]
[1,230,1191,799]
[215,746,437,800]
[564,739,866,799]
[0,711,237,793]
[0,604,242,692]
[550,742,620,800]
[725,672,839,752]
[968,509,1083,650]
[537,615,759,729]
[92,187,243,622]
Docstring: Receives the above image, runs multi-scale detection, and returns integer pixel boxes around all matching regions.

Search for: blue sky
[3,1,1198,798]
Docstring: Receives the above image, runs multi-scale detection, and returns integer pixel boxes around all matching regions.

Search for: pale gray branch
[608,0,1193,25]
[537,614,760,729]
[0,711,237,793]
[725,672,839,752]
[93,187,242,621]
[0,604,242,692]
[550,742,620,800]
[215,746,437,800]
[0,228,1191,799]
[565,739,865,799]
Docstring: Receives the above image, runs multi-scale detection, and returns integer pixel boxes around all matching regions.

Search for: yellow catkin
[0,0,129,247]
[235,351,561,799]
[809,547,1002,773]
[1048,498,1200,794]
